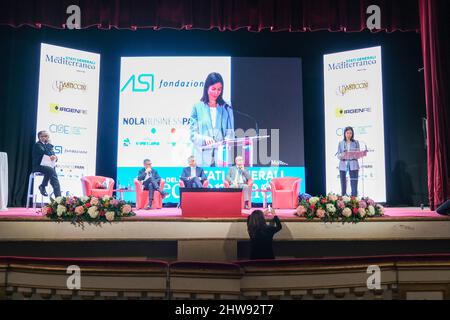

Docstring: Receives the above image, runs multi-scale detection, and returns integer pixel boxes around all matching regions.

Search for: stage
[1,207,450,261]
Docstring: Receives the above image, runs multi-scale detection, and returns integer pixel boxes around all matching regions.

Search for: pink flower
[358,208,367,218]
[367,199,375,206]
[75,206,85,216]
[121,204,132,215]
[111,199,120,206]
[296,205,307,216]
[316,208,326,219]
[359,201,367,209]
[337,201,345,209]
[42,206,52,216]
[90,197,99,206]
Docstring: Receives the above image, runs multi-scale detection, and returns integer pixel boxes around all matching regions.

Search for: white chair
[26,172,53,209]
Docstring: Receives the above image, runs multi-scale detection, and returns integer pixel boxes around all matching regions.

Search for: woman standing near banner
[336,126,362,197]
[189,72,235,167]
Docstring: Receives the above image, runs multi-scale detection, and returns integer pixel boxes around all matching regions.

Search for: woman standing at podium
[336,126,361,197]
[189,72,235,167]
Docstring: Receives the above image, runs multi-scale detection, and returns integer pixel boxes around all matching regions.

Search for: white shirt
[190,166,196,178]
[210,107,217,128]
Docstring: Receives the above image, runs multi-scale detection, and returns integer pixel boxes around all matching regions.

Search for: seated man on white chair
[32,131,61,198]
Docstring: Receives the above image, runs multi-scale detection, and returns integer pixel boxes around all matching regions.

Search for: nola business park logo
[121,73,205,93]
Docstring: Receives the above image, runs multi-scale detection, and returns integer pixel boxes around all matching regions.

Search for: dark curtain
[419,0,450,210]
[1,0,449,209]
[0,0,419,32]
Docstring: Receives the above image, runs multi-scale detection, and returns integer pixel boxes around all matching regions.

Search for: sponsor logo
[120,73,204,93]
[335,107,372,118]
[336,125,372,136]
[122,117,189,126]
[121,74,155,92]
[49,103,88,115]
[53,80,87,93]
[328,55,377,71]
[336,81,369,96]
[53,146,88,155]
[45,55,96,70]
[49,124,87,135]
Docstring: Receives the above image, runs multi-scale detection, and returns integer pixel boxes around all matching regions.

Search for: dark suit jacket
[32,141,56,170]
[137,168,161,186]
[180,166,207,182]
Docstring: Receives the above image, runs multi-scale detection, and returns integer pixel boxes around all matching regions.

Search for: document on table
[40,155,56,168]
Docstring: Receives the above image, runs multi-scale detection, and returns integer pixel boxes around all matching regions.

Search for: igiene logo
[335,107,372,118]
[49,103,88,115]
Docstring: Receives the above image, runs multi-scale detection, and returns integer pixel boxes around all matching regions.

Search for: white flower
[342,207,352,217]
[105,211,115,222]
[80,196,89,203]
[342,196,351,203]
[368,205,376,216]
[56,205,67,217]
[309,197,320,205]
[87,206,99,219]
[326,203,336,214]
[102,195,111,202]
[376,204,385,215]
[55,197,64,204]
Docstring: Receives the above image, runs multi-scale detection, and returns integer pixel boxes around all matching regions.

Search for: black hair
[247,210,267,239]
[37,131,48,139]
[343,126,355,142]
[200,72,225,105]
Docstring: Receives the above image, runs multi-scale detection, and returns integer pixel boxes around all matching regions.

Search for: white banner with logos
[35,43,101,197]
[323,46,386,202]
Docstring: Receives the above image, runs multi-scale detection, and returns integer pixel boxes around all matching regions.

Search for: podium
[340,150,368,161]
[340,150,368,197]
[180,188,243,218]
[201,135,269,167]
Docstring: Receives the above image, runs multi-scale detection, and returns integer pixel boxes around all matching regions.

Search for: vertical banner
[35,43,101,197]
[324,46,386,202]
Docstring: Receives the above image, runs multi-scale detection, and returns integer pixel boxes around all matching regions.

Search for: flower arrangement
[295,194,384,223]
[42,195,135,223]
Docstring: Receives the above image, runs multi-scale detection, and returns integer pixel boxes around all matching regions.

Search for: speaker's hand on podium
[204,137,215,146]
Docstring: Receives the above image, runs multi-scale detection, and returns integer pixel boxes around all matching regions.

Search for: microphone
[228,104,260,136]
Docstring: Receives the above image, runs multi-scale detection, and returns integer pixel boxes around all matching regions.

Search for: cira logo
[121,74,155,93]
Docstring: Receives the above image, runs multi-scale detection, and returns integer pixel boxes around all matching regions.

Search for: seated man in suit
[32,130,61,197]
[180,156,207,188]
[226,156,252,209]
[137,159,168,210]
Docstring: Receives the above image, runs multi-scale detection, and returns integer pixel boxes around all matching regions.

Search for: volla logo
[121,74,155,93]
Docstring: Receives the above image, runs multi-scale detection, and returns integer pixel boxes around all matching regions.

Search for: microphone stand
[233,109,260,136]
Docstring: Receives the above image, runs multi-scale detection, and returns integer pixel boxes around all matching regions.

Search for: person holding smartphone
[246,207,282,260]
